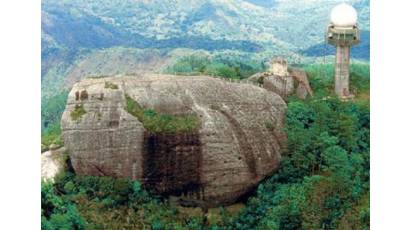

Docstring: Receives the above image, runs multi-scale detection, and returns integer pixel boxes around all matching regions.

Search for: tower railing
[327,24,360,46]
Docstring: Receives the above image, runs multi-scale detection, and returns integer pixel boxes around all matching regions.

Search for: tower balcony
[327,24,360,46]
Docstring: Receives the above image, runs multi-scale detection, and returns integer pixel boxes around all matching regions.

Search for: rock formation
[249,58,313,99]
[61,74,287,206]
[41,147,67,181]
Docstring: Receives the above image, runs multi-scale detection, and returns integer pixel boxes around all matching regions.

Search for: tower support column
[335,45,351,98]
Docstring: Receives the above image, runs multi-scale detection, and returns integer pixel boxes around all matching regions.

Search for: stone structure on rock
[61,74,287,206]
[269,58,289,76]
[248,58,313,99]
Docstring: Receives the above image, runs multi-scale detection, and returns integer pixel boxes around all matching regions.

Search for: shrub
[70,104,86,121]
[63,181,76,194]
[264,121,274,131]
[257,76,264,85]
[41,182,86,230]
[104,82,119,89]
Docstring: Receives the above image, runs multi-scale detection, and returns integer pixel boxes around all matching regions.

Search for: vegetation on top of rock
[256,76,264,85]
[104,81,119,90]
[125,94,200,134]
[86,75,109,79]
[164,54,264,80]
[264,121,275,131]
[70,104,87,121]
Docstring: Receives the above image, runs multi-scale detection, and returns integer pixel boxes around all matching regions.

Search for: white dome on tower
[330,3,358,27]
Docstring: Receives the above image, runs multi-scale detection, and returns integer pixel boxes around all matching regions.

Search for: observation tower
[327,3,360,99]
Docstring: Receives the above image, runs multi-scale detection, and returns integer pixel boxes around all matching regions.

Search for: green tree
[41,182,86,230]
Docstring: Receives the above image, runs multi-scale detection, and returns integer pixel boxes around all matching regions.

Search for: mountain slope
[42,0,369,53]
[41,0,370,101]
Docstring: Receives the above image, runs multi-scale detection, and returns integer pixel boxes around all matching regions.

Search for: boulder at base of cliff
[41,147,67,182]
[61,74,287,206]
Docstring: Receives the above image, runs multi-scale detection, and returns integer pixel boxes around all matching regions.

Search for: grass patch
[86,75,109,79]
[105,82,119,90]
[125,94,200,134]
[70,104,87,121]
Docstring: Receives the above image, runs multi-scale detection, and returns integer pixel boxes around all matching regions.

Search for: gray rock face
[61,74,287,206]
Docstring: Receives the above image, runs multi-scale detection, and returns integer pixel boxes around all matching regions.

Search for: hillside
[42,0,369,50]
[41,1,371,228]
[42,63,370,229]
[41,0,370,103]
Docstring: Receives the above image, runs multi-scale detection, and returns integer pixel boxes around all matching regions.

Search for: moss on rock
[125,94,200,134]
[70,104,87,121]
[105,82,119,90]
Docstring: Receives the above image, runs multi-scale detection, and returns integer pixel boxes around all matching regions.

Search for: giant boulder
[61,74,287,206]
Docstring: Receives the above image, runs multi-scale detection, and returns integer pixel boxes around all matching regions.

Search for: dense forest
[41,59,369,229]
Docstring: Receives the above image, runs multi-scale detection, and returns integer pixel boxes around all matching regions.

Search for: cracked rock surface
[61,74,287,206]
